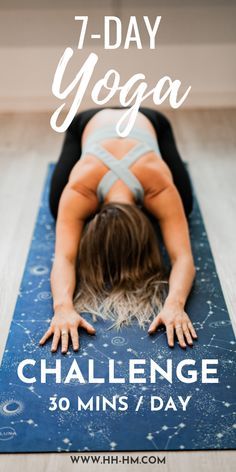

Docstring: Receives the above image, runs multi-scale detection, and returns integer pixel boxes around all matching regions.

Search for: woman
[39,106,197,354]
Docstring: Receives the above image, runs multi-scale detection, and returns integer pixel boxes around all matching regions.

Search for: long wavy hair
[73,202,168,329]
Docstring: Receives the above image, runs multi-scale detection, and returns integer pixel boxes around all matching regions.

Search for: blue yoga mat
[0,164,235,453]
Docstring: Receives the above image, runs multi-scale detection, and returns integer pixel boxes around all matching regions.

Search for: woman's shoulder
[67,154,105,195]
[135,155,174,205]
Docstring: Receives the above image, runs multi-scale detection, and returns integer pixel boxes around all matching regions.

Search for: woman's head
[74,203,167,328]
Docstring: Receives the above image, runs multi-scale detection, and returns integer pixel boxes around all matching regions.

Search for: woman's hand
[39,308,96,354]
[148,302,198,348]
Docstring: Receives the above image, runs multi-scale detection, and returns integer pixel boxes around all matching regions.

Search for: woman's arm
[144,176,197,348]
[40,183,98,353]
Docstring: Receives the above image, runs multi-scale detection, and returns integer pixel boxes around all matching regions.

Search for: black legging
[49,107,193,220]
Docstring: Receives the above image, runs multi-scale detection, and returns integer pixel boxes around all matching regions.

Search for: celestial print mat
[0,164,235,453]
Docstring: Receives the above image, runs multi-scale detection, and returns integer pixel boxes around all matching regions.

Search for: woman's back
[67,108,173,209]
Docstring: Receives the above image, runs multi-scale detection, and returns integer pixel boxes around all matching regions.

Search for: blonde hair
[73,202,168,329]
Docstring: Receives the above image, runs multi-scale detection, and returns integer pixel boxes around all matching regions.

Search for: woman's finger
[182,323,193,346]
[51,328,61,352]
[148,315,162,334]
[175,325,186,348]
[187,321,198,339]
[166,324,174,347]
[79,318,96,335]
[39,327,53,345]
[70,327,79,351]
[61,330,69,354]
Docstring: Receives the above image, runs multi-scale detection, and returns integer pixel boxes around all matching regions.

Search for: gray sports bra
[80,125,161,204]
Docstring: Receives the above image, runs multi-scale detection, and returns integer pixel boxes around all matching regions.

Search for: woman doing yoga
[39,107,197,354]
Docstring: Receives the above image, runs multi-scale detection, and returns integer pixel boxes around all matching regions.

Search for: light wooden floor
[0,109,235,471]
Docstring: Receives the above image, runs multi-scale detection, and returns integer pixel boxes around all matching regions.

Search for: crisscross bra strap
[80,124,161,203]
[85,142,153,203]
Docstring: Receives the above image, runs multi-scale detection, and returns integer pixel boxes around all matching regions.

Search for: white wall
[0,1,236,111]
